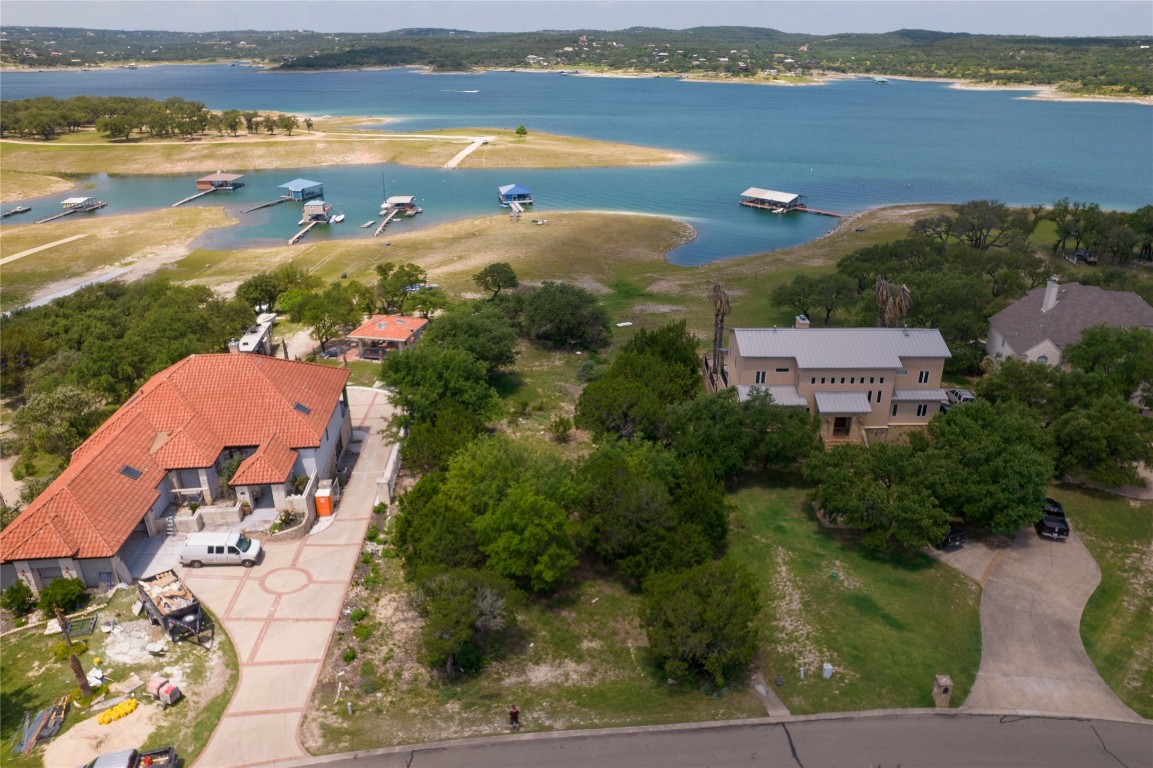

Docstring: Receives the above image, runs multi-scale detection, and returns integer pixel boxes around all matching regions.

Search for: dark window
[811,377,816,384]
[755,371,766,384]
[891,404,898,417]
[293,402,312,415]
[877,390,882,403]
[850,377,856,384]
[840,377,846,384]
[918,370,930,384]
[867,391,873,402]
[776,367,789,373]
[917,404,929,417]
[880,377,885,384]
[120,465,143,480]
[821,377,826,384]
[870,377,875,384]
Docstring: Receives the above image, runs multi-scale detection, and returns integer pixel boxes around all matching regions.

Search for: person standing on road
[508,704,520,731]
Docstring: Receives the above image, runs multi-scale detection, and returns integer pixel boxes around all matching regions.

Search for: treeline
[374,264,816,686]
[0,279,253,508]
[0,95,306,141]
[771,199,1153,374]
[3,25,1149,95]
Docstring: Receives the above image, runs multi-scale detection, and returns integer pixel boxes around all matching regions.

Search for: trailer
[137,570,203,642]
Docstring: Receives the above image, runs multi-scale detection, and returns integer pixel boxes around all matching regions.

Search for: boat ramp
[34,197,106,224]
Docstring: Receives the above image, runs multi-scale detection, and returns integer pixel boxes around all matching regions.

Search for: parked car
[935,523,967,550]
[1035,498,1070,540]
[946,388,977,405]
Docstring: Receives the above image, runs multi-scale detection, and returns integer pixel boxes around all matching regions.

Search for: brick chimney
[1041,277,1061,313]
[795,314,811,329]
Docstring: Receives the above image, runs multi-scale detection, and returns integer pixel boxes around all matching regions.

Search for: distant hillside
[2,25,1149,95]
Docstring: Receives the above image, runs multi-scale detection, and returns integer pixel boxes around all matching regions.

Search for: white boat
[331,213,345,223]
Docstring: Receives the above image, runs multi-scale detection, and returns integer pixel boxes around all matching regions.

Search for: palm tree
[874,278,911,327]
[709,280,731,389]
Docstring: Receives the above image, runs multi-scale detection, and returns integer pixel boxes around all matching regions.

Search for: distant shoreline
[3,62,1150,106]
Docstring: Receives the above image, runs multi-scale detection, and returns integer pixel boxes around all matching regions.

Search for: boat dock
[242,197,291,213]
[801,208,844,218]
[290,220,320,244]
[34,200,106,224]
[508,200,525,214]
[2,206,31,219]
[739,187,842,218]
[373,208,400,237]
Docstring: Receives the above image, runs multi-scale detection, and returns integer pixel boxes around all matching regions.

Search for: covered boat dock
[739,187,807,213]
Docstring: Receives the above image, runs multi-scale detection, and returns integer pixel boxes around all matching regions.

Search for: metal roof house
[739,188,807,212]
[279,178,324,201]
[725,319,951,445]
[498,184,533,206]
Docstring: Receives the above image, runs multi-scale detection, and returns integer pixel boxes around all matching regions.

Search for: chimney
[794,314,810,329]
[1041,277,1060,313]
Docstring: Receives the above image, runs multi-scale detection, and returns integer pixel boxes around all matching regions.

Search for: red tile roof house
[986,278,1153,366]
[0,355,351,595]
[347,314,429,361]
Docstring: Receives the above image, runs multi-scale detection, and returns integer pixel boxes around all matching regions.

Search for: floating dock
[739,187,842,218]
[242,196,291,213]
[35,199,106,224]
[373,208,400,237]
[1,206,31,219]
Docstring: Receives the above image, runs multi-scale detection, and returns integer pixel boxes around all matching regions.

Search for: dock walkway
[443,136,495,169]
[373,209,400,237]
[290,220,320,245]
[34,202,106,224]
[172,188,217,207]
[242,197,291,213]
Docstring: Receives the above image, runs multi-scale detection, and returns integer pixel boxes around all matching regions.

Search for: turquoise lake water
[3,66,1150,265]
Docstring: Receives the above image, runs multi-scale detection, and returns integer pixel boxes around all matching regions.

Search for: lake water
[3,66,1150,265]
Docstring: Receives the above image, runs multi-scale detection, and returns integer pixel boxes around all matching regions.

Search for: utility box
[932,675,953,708]
[821,662,833,679]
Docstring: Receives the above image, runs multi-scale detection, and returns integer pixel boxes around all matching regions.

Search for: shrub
[349,608,368,624]
[365,525,380,542]
[53,640,88,662]
[38,578,88,616]
[352,623,374,641]
[2,580,36,616]
[548,416,573,444]
[342,647,358,664]
[373,502,388,515]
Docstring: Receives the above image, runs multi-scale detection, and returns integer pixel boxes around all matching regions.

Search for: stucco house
[0,355,351,595]
[725,318,952,445]
[986,278,1153,366]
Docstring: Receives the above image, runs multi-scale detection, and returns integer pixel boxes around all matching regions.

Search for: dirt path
[41,703,160,768]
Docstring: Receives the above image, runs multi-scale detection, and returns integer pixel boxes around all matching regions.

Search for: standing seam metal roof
[732,328,951,369]
[814,391,873,414]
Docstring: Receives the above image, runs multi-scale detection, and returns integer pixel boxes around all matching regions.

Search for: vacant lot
[1072,488,1153,719]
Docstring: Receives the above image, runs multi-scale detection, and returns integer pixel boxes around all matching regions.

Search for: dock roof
[198,172,244,182]
[279,178,323,191]
[498,184,532,195]
[741,188,799,204]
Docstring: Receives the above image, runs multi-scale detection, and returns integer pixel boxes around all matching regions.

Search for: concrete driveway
[186,387,394,767]
[961,528,1141,721]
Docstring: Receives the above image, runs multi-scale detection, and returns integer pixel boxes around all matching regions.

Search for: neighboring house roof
[741,187,799,204]
[814,391,873,414]
[891,388,948,402]
[988,282,1153,355]
[731,328,951,369]
[0,355,349,563]
[348,315,429,343]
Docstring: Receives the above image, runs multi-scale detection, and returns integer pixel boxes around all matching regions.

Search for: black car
[935,523,967,550]
[1035,498,1070,540]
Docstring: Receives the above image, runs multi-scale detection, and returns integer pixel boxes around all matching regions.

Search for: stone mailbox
[932,674,953,708]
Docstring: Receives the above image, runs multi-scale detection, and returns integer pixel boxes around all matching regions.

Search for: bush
[38,578,87,616]
[352,623,374,641]
[2,580,36,616]
[53,640,88,662]
[349,608,368,624]
[548,416,573,444]
[373,502,388,515]
[365,525,380,542]
[342,647,358,664]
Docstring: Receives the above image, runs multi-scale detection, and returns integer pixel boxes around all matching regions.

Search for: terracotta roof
[231,435,298,486]
[0,355,348,562]
[989,282,1153,355]
[348,314,428,343]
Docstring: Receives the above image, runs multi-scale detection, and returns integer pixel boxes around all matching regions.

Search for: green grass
[1070,487,1153,718]
[0,590,238,767]
[309,359,382,388]
[727,482,982,714]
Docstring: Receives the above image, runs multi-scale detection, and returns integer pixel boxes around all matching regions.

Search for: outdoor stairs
[165,512,177,536]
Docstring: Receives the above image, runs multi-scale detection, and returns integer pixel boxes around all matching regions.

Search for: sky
[0,0,1150,38]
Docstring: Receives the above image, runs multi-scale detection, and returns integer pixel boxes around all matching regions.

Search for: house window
[850,377,856,384]
[867,391,873,402]
[918,370,930,384]
[880,377,885,384]
[840,377,846,384]
[821,377,826,384]
[870,377,875,384]
[811,377,816,384]
[776,367,789,373]
[1037,355,1049,364]
[916,404,929,417]
[896,369,907,376]
[876,390,882,403]
[891,404,898,417]
[755,371,766,384]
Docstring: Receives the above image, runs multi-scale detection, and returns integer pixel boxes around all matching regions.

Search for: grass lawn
[1068,487,1153,719]
[301,548,766,754]
[727,482,982,714]
[0,589,238,768]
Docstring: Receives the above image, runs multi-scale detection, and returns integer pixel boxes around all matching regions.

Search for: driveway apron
[963,528,1141,720]
[187,387,394,767]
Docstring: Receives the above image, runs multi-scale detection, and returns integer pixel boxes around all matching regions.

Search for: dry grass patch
[0,170,75,204]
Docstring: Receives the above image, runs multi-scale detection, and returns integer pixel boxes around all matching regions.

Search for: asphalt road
[289,714,1153,768]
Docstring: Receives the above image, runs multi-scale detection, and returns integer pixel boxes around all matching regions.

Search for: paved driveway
[962,528,1141,720]
[187,387,394,768]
